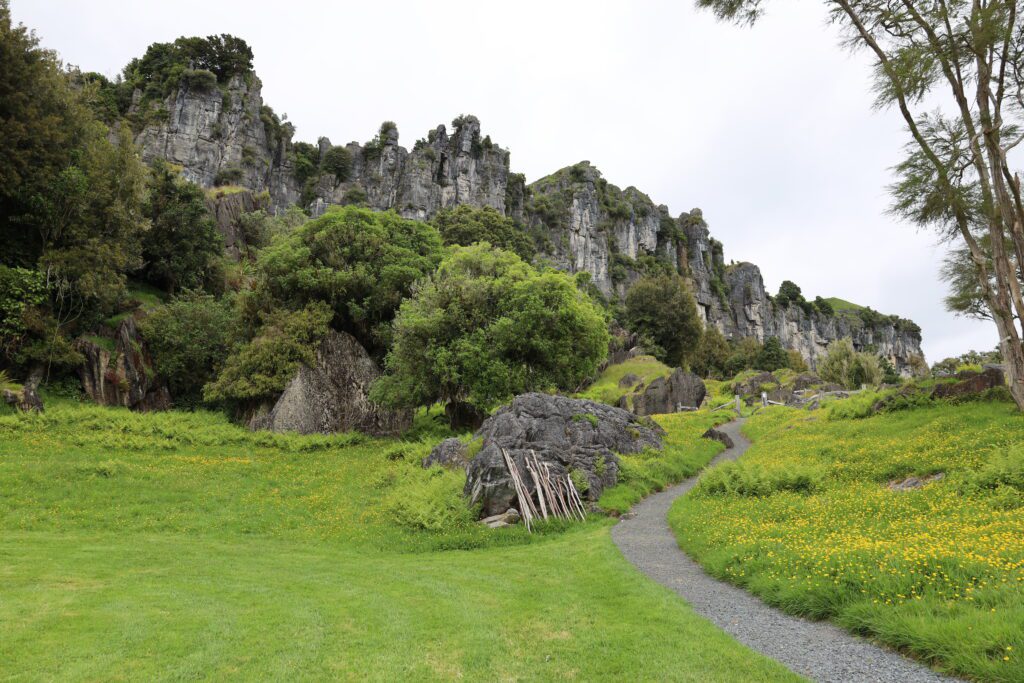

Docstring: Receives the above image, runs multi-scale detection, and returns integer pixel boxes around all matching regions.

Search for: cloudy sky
[14,0,997,362]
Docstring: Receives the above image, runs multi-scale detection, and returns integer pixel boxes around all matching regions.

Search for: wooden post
[761,391,768,407]
[735,394,741,412]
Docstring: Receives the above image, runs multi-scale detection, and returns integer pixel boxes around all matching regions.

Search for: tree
[819,338,881,389]
[624,274,703,367]
[755,336,789,371]
[691,326,731,378]
[813,296,834,316]
[141,161,224,294]
[724,337,764,377]
[322,146,352,183]
[787,349,809,372]
[696,1,1024,411]
[430,205,536,261]
[371,244,609,425]
[879,355,901,384]
[203,302,331,409]
[141,291,239,407]
[776,280,804,308]
[256,206,444,356]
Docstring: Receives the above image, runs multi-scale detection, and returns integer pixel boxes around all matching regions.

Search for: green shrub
[819,338,881,389]
[372,244,609,424]
[322,146,352,182]
[203,302,331,407]
[624,274,702,367]
[181,68,217,91]
[256,206,443,356]
[431,205,535,261]
[141,292,239,407]
[214,166,243,186]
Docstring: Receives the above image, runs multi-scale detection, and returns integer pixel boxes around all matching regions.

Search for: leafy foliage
[754,336,788,372]
[203,302,331,408]
[141,292,239,407]
[430,205,535,261]
[256,206,444,356]
[624,274,702,367]
[372,244,609,419]
[819,338,881,389]
[141,161,224,294]
[321,146,352,183]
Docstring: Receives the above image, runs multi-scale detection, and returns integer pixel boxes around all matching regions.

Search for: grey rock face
[250,330,411,436]
[631,369,707,416]
[423,438,468,470]
[76,317,171,412]
[132,75,300,207]
[204,189,271,259]
[464,393,664,517]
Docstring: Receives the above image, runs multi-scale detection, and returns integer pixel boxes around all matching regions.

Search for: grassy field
[0,398,798,681]
[670,399,1024,681]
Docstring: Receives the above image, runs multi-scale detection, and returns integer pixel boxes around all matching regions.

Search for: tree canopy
[255,205,444,356]
[430,205,536,261]
[624,274,703,367]
[371,244,609,421]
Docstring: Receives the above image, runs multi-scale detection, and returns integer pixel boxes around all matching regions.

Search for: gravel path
[610,418,956,683]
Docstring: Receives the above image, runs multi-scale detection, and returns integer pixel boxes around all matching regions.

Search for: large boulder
[632,369,706,416]
[250,330,411,436]
[2,365,44,413]
[423,438,468,470]
[76,316,171,412]
[932,367,1005,400]
[732,372,778,397]
[464,393,664,517]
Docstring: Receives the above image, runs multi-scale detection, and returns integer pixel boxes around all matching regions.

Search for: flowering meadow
[671,400,1024,681]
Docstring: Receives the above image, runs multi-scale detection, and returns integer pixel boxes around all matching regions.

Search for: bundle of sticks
[500,447,587,532]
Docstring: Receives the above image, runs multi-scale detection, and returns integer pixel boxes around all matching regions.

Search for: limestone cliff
[127,61,924,373]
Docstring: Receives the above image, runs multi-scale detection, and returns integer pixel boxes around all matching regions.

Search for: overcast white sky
[13,0,998,362]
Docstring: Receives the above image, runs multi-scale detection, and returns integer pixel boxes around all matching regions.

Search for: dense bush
[0,266,45,363]
[236,206,307,251]
[691,326,731,379]
[256,206,443,355]
[213,166,243,186]
[203,302,331,408]
[813,296,834,316]
[181,68,217,91]
[819,338,881,389]
[141,161,224,294]
[322,146,352,183]
[122,34,254,102]
[754,336,788,371]
[624,274,702,367]
[372,244,609,423]
[141,292,239,407]
[431,205,535,261]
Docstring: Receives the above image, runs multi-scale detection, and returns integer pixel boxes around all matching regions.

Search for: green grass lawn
[670,400,1024,682]
[0,399,798,681]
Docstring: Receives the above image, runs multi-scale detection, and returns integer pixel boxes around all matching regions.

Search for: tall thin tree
[698,0,1024,410]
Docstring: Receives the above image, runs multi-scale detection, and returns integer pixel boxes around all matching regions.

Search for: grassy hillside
[0,399,797,681]
[670,399,1024,681]
[822,297,865,311]
[576,354,672,408]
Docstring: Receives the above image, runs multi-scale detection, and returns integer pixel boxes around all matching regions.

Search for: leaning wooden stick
[501,448,533,531]
[525,458,549,520]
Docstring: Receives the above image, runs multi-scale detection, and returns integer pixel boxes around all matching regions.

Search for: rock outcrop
[464,393,664,517]
[204,188,271,259]
[131,74,300,207]
[249,330,411,436]
[76,317,171,412]
[931,367,1005,400]
[2,365,44,413]
[423,438,468,470]
[309,116,519,220]
[125,47,926,374]
[631,369,707,416]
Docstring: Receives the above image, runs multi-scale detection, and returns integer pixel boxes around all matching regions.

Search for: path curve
[610,419,955,683]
